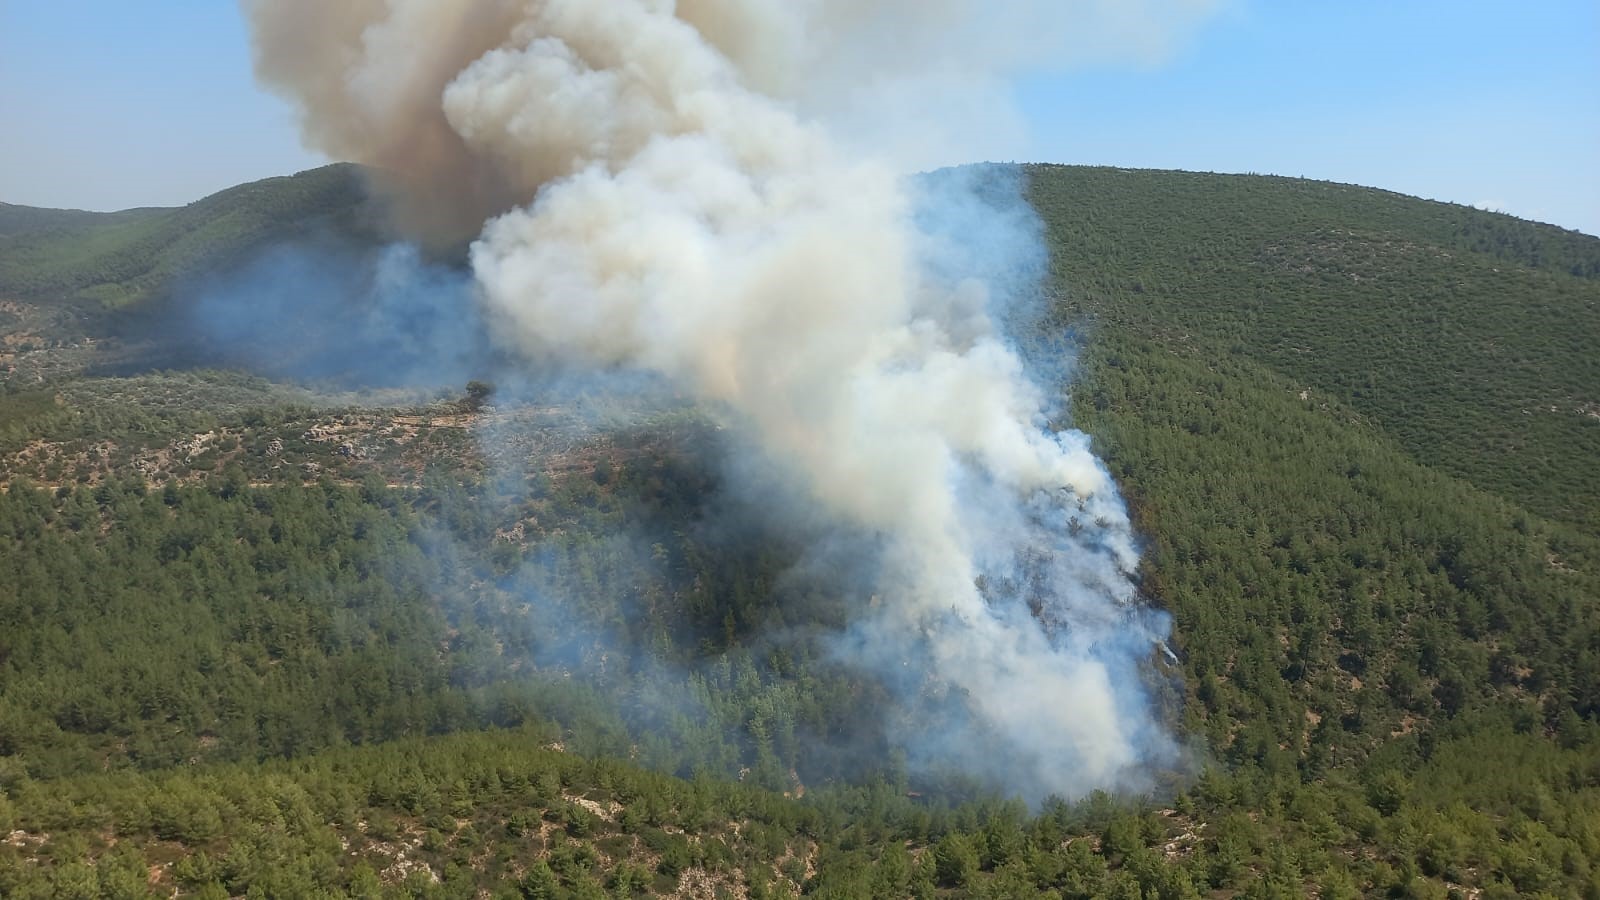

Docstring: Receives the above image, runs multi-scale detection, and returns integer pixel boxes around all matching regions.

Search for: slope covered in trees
[1031,166,1600,532]
[1,165,1597,897]
[0,165,381,310]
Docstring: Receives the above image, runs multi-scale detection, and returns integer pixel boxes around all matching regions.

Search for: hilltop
[0,165,1597,898]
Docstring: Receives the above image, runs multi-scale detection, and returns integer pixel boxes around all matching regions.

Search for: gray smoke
[243,0,1210,799]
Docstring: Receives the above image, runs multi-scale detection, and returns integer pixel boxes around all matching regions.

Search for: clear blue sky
[2,1,1596,235]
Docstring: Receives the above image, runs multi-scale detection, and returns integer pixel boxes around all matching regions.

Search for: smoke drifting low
[244,0,1201,799]
[183,241,489,387]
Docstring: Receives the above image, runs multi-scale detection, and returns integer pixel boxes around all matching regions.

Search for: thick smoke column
[244,0,1205,798]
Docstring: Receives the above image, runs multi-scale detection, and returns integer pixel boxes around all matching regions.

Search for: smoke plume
[243,0,1207,799]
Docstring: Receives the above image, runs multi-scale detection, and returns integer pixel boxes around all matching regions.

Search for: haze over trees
[0,164,1597,898]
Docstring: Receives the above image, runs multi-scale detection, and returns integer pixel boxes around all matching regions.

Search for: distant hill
[0,163,383,310]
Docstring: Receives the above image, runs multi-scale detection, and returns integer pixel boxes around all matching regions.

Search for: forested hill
[1,166,1598,898]
[1029,165,1600,533]
[0,164,381,310]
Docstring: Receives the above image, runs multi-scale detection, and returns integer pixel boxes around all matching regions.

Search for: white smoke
[243,0,1208,799]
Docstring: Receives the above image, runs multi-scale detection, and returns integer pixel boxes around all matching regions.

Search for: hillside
[0,164,382,311]
[1,166,1598,898]
[1031,166,1600,533]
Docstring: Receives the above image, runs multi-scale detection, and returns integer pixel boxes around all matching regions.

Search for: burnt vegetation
[0,165,1598,897]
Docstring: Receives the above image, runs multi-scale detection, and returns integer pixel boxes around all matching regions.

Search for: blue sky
[2,2,1596,234]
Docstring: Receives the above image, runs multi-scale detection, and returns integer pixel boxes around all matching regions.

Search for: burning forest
[233,0,1197,801]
